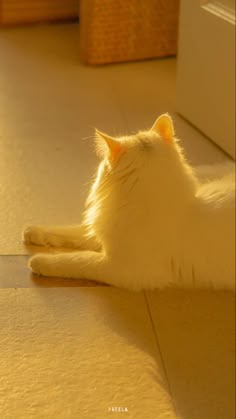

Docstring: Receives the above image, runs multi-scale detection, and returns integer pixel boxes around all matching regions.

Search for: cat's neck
[139,153,199,207]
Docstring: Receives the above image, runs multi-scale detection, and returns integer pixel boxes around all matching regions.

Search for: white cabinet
[177,0,235,158]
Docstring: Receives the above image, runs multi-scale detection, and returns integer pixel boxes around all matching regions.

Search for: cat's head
[87,113,195,213]
[95,114,178,172]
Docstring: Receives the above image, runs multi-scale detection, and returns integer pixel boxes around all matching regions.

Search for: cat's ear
[95,129,123,161]
[151,114,175,142]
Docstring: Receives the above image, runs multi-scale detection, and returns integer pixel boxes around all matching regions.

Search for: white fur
[24,116,235,291]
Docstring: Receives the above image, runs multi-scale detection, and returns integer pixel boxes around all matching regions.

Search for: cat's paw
[23,226,47,246]
[29,254,51,276]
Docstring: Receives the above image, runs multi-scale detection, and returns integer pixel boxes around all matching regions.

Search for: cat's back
[197,166,235,210]
[184,167,235,289]
[194,168,235,241]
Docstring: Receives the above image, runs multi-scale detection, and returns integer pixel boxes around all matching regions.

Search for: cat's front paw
[23,226,47,246]
[29,254,52,276]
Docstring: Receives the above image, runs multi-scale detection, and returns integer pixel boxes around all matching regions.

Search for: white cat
[24,114,235,291]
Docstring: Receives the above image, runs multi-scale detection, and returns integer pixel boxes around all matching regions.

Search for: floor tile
[0,287,177,419]
[146,290,235,419]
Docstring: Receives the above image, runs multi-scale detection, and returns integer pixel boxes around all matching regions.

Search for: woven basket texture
[80,0,179,64]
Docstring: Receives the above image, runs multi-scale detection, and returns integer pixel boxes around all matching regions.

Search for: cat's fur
[24,114,235,291]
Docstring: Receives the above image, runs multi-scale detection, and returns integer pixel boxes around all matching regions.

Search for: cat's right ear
[151,114,175,142]
[95,129,123,161]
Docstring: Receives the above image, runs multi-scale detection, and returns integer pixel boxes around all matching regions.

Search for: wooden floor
[0,24,235,419]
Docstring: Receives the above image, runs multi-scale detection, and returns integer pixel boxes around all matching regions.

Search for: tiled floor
[0,24,235,419]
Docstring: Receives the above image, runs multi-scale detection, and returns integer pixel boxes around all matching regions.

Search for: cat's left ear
[95,129,123,161]
[151,114,175,142]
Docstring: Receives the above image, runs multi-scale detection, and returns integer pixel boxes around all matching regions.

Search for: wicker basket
[80,0,179,65]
